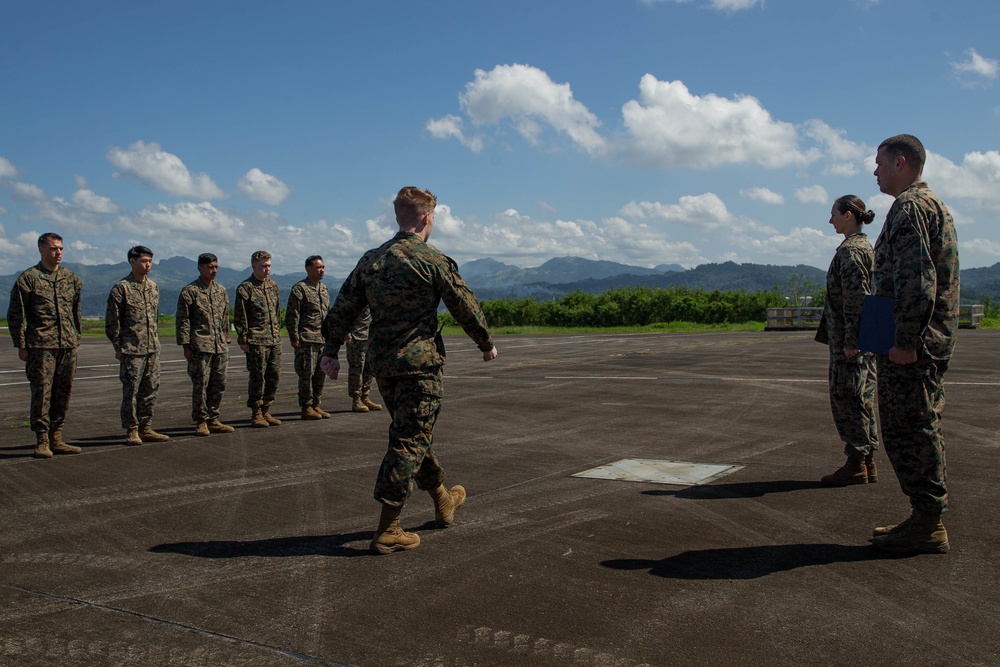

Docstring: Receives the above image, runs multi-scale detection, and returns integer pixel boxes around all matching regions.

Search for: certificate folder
[857,295,896,355]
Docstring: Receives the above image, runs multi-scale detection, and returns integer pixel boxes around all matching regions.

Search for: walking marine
[7,232,84,458]
[106,245,170,445]
[235,250,282,428]
[321,186,498,554]
[285,255,331,420]
[176,253,234,437]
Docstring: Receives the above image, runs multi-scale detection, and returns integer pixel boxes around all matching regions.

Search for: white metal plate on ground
[572,458,743,486]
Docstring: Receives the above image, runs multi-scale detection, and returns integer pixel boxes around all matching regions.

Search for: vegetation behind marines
[4,284,998,335]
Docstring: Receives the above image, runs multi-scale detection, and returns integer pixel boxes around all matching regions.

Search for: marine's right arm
[105,282,124,352]
[284,284,302,347]
[7,276,28,349]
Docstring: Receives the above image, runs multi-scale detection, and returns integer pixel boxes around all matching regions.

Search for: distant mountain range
[1,255,997,318]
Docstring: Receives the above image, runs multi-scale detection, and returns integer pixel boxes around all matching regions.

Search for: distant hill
[1,255,996,317]
[956,263,1000,303]
[463,260,828,301]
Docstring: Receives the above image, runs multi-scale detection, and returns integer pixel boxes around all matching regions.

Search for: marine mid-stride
[321,186,498,554]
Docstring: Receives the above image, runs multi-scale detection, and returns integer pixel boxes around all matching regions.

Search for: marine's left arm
[891,206,936,351]
[438,257,494,352]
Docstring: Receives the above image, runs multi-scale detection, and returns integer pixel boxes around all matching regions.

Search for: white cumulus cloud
[432,203,465,237]
[107,141,225,199]
[924,150,1000,212]
[619,193,734,229]
[620,75,817,168]
[640,0,762,10]
[457,64,605,155]
[237,168,290,205]
[72,188,120,214]
[11,181,47,200]
[795,185,829,205]
[0,156,18,180]
[741,187,785,205]
[426,115,484,153]
[950,48,999,85]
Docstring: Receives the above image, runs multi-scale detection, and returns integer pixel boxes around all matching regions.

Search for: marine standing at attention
[816,196,880,487]
[346,306,383,413]
[105,245,170,446]
[234,250,283,428]
[285,255,332,420]
[7,232,83,458]
[176,253,235,437]
[870,134,959,554]
[321,186,498,555]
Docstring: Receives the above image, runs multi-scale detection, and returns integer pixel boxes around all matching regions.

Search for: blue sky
[1,0,998,278]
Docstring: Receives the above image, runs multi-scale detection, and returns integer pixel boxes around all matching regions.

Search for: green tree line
[440,286,793,328]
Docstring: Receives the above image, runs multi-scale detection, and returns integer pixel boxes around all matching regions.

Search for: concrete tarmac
[1,331,998,667]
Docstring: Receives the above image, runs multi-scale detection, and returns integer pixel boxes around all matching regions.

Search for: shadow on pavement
[643,480,827,499]
[150,531,375,559]
[602,543,911,580]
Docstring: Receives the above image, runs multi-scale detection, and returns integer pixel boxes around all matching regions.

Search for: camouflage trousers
[26,347,77,433]
[346,337,375,398]
[119,352,161,429]
[877,357,949,515]
[244,344,281,408]
[293,343,326,408]
[373,372,446,507]
[828,351,879,457]
[187,350,228,423]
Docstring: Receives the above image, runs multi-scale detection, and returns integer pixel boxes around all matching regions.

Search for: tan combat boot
[207,418,235,433]
[429,484,466,527]
[261,407,281,426]
[872,511,949,554]
[370,504,420,554]
[872,514,912,537]
[139,422,170,442]
[33,431,53,459]
[313,405,331,419]
[50,430,81,455]
[352,396,369,413]
[864,454,878,483]
[361,395,383,411]
[821,454,867,486]
[195,421,211,437]
[124,427,143,446]
[301,406,323,420]
[250,407,269,428]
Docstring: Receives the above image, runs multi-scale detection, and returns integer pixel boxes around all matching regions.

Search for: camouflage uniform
[817,233,879,458]
[176,278,231,423]
[7,263,82,433]
[346,306,377,400]
[323,231,494,507]
[234,275,282,410]
[106,274,161,429]
[284,278,330,409]
[873,181,959,516]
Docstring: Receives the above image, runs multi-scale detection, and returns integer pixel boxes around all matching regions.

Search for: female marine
[817,195,880,486]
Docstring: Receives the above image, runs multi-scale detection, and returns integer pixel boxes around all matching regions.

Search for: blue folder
[857,295,896,355]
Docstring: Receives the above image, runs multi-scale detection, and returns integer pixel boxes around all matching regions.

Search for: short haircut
[38,232,63,248]
[128,245,153,261]
[251,250,271,263]
[305,255,323,268]
[878,134,925,174]
[198,253,218,266]
[393,186,437,226]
